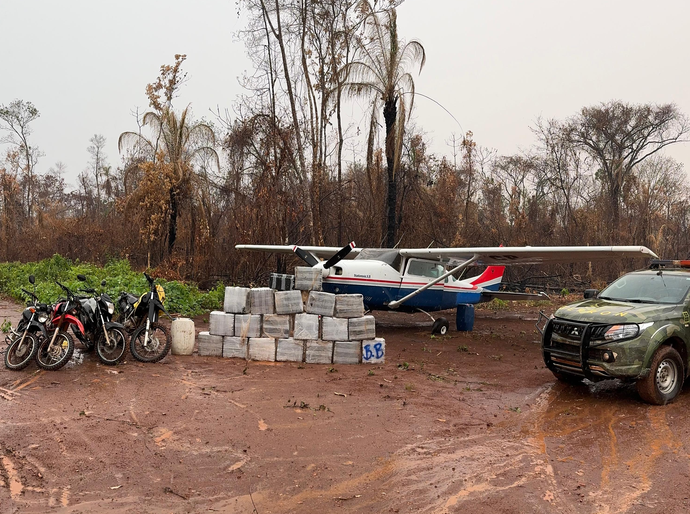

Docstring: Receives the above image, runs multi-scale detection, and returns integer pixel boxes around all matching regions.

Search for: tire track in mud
[374,385,561,513]
[376,383,690,513]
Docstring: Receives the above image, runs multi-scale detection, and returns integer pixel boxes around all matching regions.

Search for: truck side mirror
[583,289,598,299]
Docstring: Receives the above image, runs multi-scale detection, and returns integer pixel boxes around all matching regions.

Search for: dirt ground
[2,298,690,513]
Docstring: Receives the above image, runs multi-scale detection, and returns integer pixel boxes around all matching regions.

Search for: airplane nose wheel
[431,317,449,335]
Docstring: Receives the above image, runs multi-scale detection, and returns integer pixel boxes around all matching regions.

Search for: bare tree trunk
[384,98,398,247]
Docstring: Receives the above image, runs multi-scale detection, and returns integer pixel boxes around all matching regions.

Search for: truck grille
[542,318,611,379]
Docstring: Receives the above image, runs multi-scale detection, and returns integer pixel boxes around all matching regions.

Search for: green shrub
[0,255,222,317]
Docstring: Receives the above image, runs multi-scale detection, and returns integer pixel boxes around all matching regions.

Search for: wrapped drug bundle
[250,287,275,314]
[235,314,262,338]
[276,338,304,362]
[305,340,333,364]
[294,313,319,340]
[334,294,364,318]
[294,266,322,291]
[262,314,290,339]
[274,290,304,314]
[306,291,336,316]
[223,336,248,359]
[321,317,348,341]
[209,311,234,336]
[224,287,251,314]
[348,315,376,341]
[248,338,276,361]
[197,332,223,357]
[333,341,361,364]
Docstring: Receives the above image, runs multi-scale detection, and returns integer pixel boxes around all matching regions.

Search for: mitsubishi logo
[571,328,580,336]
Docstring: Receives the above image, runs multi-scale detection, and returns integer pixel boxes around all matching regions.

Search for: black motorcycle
[3,275,51,371]
[117,273,172,363]
[74,275,128,366]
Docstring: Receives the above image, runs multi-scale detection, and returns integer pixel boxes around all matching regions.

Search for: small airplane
[235,243,658,334]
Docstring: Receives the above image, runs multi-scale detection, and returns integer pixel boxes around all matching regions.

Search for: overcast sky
[2,0,690,188]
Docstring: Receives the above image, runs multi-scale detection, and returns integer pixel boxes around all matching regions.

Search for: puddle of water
[1,455,23,499]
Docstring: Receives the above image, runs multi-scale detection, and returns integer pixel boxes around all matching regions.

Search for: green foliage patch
[0,255,223,317]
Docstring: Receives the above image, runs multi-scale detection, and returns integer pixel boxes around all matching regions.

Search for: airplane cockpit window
[355,249,402,271]
[406,259,446,278]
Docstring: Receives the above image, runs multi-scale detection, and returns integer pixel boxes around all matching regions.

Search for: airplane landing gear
[431,318,450,335]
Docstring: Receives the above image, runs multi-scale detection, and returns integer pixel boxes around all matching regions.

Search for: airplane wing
[398,246,658,265]
[235,244,361,260]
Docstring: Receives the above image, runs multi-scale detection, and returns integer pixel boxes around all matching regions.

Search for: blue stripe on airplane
[322,282,483,312]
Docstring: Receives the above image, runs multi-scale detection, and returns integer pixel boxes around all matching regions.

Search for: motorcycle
[35,280,82,371]
[3,275,51,371]
[74,275,129,366]
[117,273,172,363]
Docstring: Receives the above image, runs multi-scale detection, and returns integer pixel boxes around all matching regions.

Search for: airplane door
[399,259,444,310]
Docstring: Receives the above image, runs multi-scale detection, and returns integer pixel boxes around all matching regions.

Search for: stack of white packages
[197,277,385,364]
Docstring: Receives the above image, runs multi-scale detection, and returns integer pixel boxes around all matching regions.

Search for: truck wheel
[637,346,684,405]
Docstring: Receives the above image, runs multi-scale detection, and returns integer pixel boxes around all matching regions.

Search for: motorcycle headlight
[38,314,48,323]
[106,302,115,315]
[604,323,647,342]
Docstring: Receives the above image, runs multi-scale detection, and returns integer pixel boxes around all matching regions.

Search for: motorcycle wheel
[36,331,75,371]
[96,328,128,366]
[4,332,39,371]
[130,322,171,363]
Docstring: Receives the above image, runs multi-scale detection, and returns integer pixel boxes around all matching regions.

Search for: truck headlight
[604,322,652,342]
[604,324,639,341]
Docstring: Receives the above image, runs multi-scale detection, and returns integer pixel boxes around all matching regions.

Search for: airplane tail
[469,266,505,291]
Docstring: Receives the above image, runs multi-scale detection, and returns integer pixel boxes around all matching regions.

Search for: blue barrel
[456,304,475,331]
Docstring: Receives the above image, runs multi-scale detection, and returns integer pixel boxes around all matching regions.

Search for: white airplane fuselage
[316,258,502,312]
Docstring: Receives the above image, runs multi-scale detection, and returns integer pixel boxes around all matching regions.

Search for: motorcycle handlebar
[55,281,74,298]
[21,288,38,301]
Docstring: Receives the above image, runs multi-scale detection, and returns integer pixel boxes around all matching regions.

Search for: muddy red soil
[1,298,690,513]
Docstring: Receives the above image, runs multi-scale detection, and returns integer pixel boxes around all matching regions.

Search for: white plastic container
[171,318,195,355]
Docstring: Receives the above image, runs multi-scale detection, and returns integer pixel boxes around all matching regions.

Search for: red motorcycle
[35,281,84,371]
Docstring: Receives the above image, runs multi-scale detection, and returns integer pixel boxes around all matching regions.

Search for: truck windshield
[599,273,690,304]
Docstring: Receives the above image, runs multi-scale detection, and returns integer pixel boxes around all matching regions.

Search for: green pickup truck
[541,260,690,405]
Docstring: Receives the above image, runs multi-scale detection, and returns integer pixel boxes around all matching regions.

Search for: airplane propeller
[292,245,319,267]
[292,241,356,269]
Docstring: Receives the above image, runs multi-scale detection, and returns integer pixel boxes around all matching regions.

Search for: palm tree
[118,106,219,256]
[345,6,425,247]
